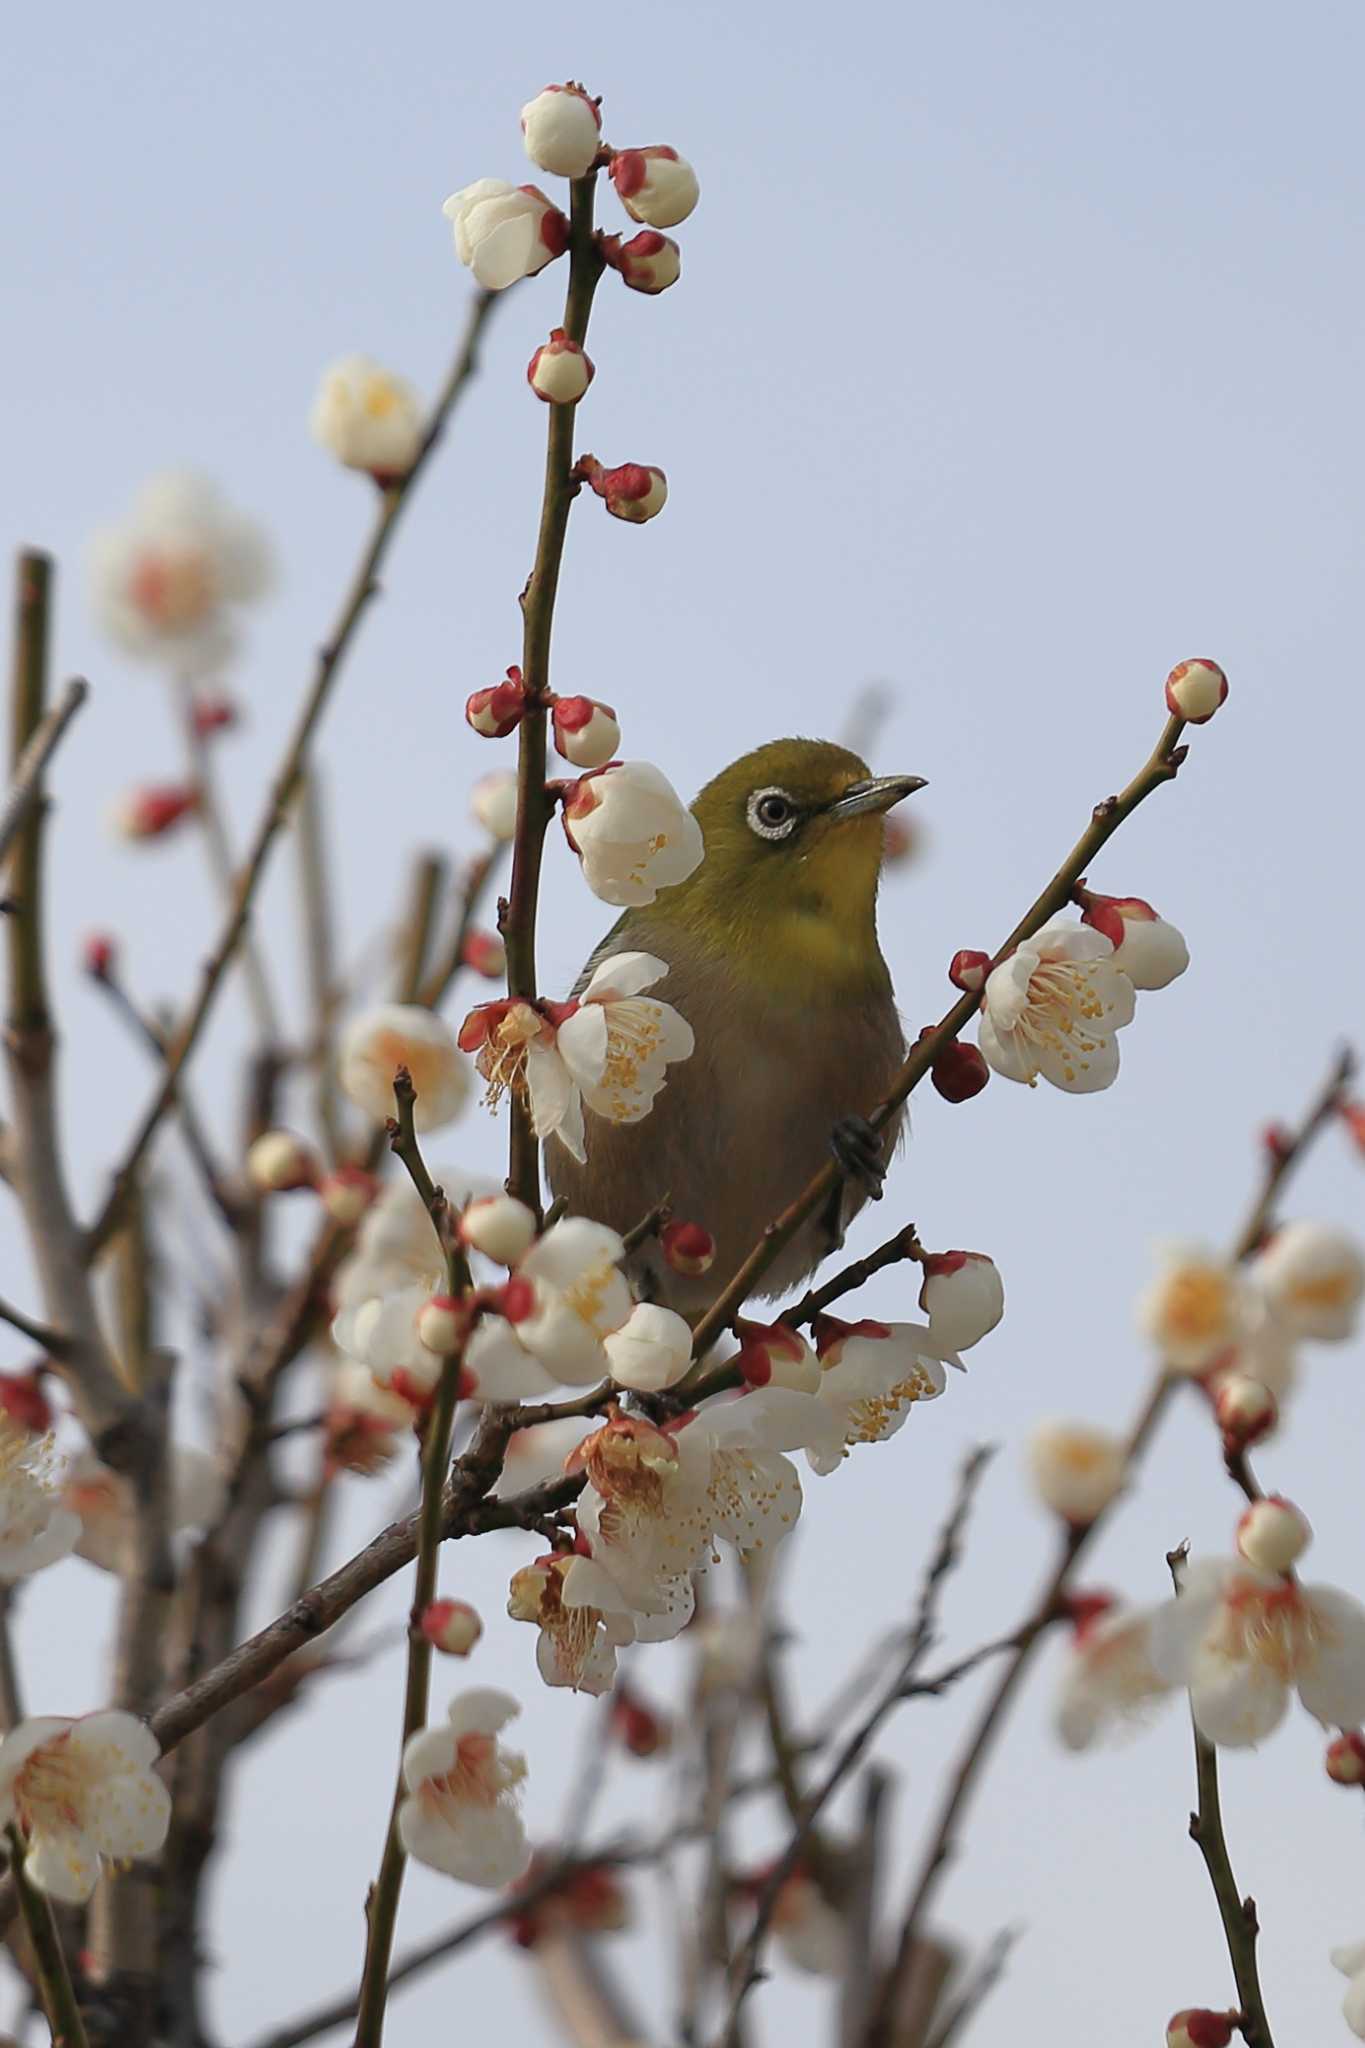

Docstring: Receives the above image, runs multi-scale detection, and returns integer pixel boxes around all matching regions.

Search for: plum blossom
[918,1250,1004,1351]
[1253,1221,1365,1342]
[565,1412,730,1637]
[1054,1597,1172,1750]
[977,917,1135,1092]
[324,1362,414,1477]
[604,1302,694,1391]
[0,1711,171,1903]
[610,146,700,229]
[332,1168,488,1314]
[562,761,704,907]
[806,1318,954,1476]
[89,472,272,674]
[0,1415,79,1582]
[1137,1244,1257,1376]
[65,1445,225,1574]
[767,1866,847,1977]
[1236,1496,1312,1574]
[507,1551,636,1693]
[1332,1941,1365,2040]
[586,459,669,522]
[458,1219,634,1399]
[1027,1422,1125,1525]
[1166,2014,1234,2048]
[520,84,602,179]
[309,356,423,481]
[1150,1554,1365,1748]
[460,953,694,1164]
[460,1194,538,1266]
[471,770,519,840]
[420,1600,483,1657]
[397,1689,530,1887]
[491,1417,593,1496]
[107,784,199,842]
[1325,1731,1365,1784]
[607,230,681,294]
[1079,891,1189,990]
[338,1003,470,1132]
[443,180,568,291]
[245,1129,318,1193]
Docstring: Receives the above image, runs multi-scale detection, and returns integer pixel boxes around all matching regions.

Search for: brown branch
[922,1927,1019,2048]
[87,287,498,1252]
[7,1826,89,2048]
[503,174,606,1209]
[294,770,344,1160]
[92,972,239,1226]
[179,681,282,1044]
[417,847,504,1012]
[0,674,87,872]
[785,1225,924,1328]
[1230,1042,1356,1259]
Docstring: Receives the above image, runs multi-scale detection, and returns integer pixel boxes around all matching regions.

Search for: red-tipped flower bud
[528,329,595,405]
[1166,2012,1234,2048]
[610,146,699,228]
[610,1687,671,1757]
[1326,1730,1365,1785]
[420,1598,483,1656]
[0,1372,53,1437]
[607,229,681,295]
[1214,1374,1277,1449]
[1164,658,1228,725]
[191,693,238,737]
[552,695,620,770]
[109,784,199,841]
[319,1165,380,1227]
[82,933,117,981]
[417,1295,473,1356]
[662,1220,715,1276]
[948,949,991,993]
[460,1194,538,1266]
[466,667,529,740]
[520,83,602,179]
[929,1040,990,1103]
[734,1320,819,1393]
[584,460,668,524]
[461,929,506,979]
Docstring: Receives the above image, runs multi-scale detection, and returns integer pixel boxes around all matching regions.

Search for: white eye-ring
[746,786,800,840]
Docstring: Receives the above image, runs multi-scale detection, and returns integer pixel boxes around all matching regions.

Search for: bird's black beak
[824,774,928,821]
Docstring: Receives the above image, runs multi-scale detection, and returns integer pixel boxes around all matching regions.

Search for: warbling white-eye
[547,738,925,1312]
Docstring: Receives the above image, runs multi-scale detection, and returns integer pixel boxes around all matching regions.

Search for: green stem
[8,1826,90,2047]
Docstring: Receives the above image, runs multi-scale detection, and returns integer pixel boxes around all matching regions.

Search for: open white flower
[310,355,423,480]
[1054,1599,1172,1750]
[604,1302,694,1391]
[1151,1555,1365,1748]
[397,1689,530,1887]
[806,1318,954,1476]
[514,1218,635,1385]
[0,1416,79,1582]
[88,472,272,674]
[1027,1422,1125,1525]
[331,1281,444,1402]
[569,1414,714,1638]
[977,918,1136,1092]
[443,179,568,290]
[1137,1243,1255,1375]
[562,762,704,908]
[0,1711,171,1903]
[1254,1221,1365,1342]
[339,1004,470,1132]
[508,1551,635,1694]
[333,1168,489,1315]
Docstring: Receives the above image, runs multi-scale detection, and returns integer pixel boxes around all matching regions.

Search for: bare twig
[93,972,239,1225]
[418,847,504,1012]
[0,674,86,872]
[922,1927,1019,2048]
[7,1827,89,2048]
[180,682,282,1043]
[295,770,344,1159]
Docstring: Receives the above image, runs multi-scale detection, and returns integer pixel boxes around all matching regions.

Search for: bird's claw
[830,1114,886,1199]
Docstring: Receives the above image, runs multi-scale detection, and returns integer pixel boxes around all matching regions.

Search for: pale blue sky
[6,2,1365,2042]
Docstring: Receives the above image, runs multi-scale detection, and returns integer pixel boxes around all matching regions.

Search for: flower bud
[462,929,506,979]
[528,330,595,405]
[0,1372,53,1437]
[246,1130,318,1194]
[319,1165,379,1227]
[1027,1422,1125,1525]
[108,784,199,841]
[520,83,602,179]
[552,695,620,768]
[735,1321,820,1394]
[610,146,700,228]
[1261,1121,1293,1165]
[310,356,423,482]
[604,1302,693,1391]
[1236,1495,1311,1574]
[1326,1730,1365,1785]
[584,460,668,524]
[417,1295,472,1356]
[607,229,681,294]
[82,932,117,981]
[471,770,519,841]
[460,1194,538,1266]
[1213,1373,1277,1448]
[662,1220,715,1276]
[929,1040,990,1103]
[610,1688,671,1758]
[948,949,990,992]
[443,180,568,290]
[1165,658,1228,725]
[1079,892,1189,990]
[1166,2013,1234,2048]
[1341,1101,1365,1156]
[420,1598,483,1656]
[466,667,528,739]
[191,692,238,737]
[918,1250,1003,1351]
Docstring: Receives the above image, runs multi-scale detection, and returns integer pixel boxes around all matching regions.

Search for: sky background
[6,0,1365,2042]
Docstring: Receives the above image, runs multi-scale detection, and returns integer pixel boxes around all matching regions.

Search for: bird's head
[648,738,926,999]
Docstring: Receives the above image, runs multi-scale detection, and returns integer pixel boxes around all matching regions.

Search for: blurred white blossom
[89,472,271,674]
[310,355,423,480]
[397,1690,529,1886]
[0,1711,170,1903]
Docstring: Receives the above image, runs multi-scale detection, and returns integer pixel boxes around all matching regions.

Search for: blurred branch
[0,1590,24,1734]
[92,971,239,1226]
[180,684,282,1044]
[922,1928,1018,2048]
[294,770,343,1159]
[1230,1042,1356,1259]
[417,847,504,1011]
[0,673,86,873]
[87,286,499,1253]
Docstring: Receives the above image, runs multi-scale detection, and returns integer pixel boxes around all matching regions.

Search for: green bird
[546,738,926,1314]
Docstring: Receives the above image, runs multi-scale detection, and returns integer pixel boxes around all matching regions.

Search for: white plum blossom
[562,761,703,907]
[491,1417,593,1496]
[65,1446,225,1574]
[443,180,568,290]
[89,472,272,675]
[977,918,1136,1092]
[520,84,602,179]
[1151,1555,1365,1748]
[1332,1939,1365,2039]
[1054,1599,1172,1749]
[610,146,700,229]
[458,1218,635,1398]
[1137,1244,1256,1376]
[310,355,424,480]
[604,1302,694,1391]
[332,1283,444,1402]
[1079,892,1190,990]
[918,1250,1004,1351]
[806,1318,954,1476]
[471,769,519,840]
[333,1168,489,1314]
[0,1711,171,1903]
[324,1361,414,1476]
[1027,1422,1125,1524]
[338,1003,470,1132]
[0,1417,79,1582]
[397,1689,530,1887]
[528,332,595,406]
[1254,1221,1365,1342]
[507,1551,635,1694]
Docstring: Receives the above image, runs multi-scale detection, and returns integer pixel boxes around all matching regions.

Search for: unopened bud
[606,229,681,295]
[1214,1374,1277,1448]
[1326,1730,1365,1785]
[462,929,506,979]
[1166,2012,1234,2048]
[949,949,990,992]
[929,1039,990,1103]
[191,693,238,737]
[1261,1122,1293,1166]
[471,771,519,841]
[583,459,668,524]
[319,1166,379,1227]
[420,1597,483,1656]
[82,932,117,980]
[0,1372,52,1437]
[417,1294,472,1356]
[552,695,620,769]
[1341,1101,1365,1156]
[109,784,199,841]
[466,667,528,740]
[1165,658,1228,726]
[662,1220,715,1276]
[610,146,699,228]
[735,1320,820,1395]
[246,1130,318,1194]
[610,1688,671,1757]
[1237,1495,1311,1574]
[528,330,595,405]
[498,1273,536,1325]
[460,1194,538,1266]
[520,83,602,179]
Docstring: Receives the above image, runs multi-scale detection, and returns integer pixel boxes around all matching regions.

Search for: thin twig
[922,1927,1020,2048]
[785,1224,924,1328]
[87,288,498,1252]
[0,675,87,872]
[180,683,282,1043]
[92,973,239,1225]
[294,770,344,1160]
[417,847,504,1012]
[7,1827,89,2048]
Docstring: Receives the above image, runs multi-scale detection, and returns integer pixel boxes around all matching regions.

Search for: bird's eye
[746,787,800,840]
